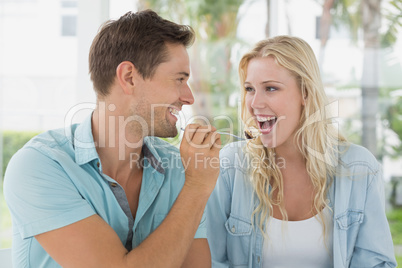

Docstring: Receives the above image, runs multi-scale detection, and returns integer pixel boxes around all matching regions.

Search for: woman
[206,36,396,268]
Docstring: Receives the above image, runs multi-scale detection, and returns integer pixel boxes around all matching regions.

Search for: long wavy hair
[239,36,347,237]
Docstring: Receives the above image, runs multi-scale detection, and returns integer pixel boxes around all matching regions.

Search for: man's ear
[116,61,138,95]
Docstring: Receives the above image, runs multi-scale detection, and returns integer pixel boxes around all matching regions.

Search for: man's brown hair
[89,10,195,96]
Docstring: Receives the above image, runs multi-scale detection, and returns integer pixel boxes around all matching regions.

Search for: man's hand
[180,124,221,194]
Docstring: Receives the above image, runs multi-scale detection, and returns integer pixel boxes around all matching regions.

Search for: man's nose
[180,83,195,105]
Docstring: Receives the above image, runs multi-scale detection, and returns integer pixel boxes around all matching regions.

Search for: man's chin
[153,128,178,138]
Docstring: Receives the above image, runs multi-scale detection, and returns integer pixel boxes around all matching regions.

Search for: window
[60,0,78,37]
[61,15,77,36]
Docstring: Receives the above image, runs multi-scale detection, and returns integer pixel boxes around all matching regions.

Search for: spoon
[180,127,259,140]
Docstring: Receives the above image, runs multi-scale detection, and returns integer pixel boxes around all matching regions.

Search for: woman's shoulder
[220,140,245,155]
[335,143,382,189]
[217,141,254,197]
[339,143,380,170]
[219,141,248,170]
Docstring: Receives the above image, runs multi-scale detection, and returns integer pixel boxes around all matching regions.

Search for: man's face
[130,43,194,138]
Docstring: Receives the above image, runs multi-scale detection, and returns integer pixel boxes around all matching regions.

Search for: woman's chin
[261,138,277,149]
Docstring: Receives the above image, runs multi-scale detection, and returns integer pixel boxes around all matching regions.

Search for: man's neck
[91,108,144,181]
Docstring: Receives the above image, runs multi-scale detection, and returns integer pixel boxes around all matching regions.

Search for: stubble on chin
[152,109,178,138]
[130,102,179,138]
[155,119,178,138]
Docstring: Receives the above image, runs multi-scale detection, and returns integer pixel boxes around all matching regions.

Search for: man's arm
[182,239,211,268]
[35,124,220,268]
[35,186,209,267]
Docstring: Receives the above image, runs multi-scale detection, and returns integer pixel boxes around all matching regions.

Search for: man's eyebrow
[177,72,190,77]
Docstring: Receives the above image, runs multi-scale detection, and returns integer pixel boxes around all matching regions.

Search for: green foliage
[332,0,361,42]
[2,131,39,178]
[386,96,402,157]
[1,131,38,247]
[387,208,402,266]
[317,0,401,47]
[140,0,245,40]
[382,0,402,47]
[387,208,402,244]
[196,0,244,40]
[212,105,242,146]
[139,0,197,25]
[0,193,12,248]
[341,117,361,145]
[396,255,402,267]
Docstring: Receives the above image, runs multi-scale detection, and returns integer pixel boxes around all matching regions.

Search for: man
[4,10,221,267]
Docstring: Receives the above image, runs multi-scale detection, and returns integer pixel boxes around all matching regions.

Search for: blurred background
[1,0,402,260]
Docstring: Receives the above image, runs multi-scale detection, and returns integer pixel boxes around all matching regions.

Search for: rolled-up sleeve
[4,147,96,239]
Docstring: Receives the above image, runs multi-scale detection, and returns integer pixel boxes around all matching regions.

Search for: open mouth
[256,115,277,133]
[168,107,180,117]
[168,107,181,124]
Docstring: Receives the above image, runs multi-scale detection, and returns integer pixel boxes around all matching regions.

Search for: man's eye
[178,78,185,83]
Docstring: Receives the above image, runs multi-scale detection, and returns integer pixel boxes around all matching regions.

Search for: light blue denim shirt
[206,141,396,268]
[4,114,206,268]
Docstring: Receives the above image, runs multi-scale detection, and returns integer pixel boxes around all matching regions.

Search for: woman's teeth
[256,116,277,130]
[256,115,276,122]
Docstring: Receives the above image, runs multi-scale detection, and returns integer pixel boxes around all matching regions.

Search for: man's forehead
[160,56,190,74]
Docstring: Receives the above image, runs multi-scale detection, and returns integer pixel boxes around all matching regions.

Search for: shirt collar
[74,112,99,165]
[73,112,166,175]
[142,137,165,174]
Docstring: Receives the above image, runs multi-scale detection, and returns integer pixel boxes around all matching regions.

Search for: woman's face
[244,56,304,151]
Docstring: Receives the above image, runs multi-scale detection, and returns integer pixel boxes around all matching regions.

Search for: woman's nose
[251,90,266,109]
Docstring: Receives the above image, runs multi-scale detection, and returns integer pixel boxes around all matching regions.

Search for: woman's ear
[116,61,137,95]
[301,86,308,106]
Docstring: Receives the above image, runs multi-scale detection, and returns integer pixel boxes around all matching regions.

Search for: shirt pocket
[335,210,364,264]
[225,215,252,267]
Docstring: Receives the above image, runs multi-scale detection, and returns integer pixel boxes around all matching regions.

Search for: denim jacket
[206,141,396,268]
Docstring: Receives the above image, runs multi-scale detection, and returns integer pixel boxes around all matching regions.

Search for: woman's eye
[245,87,254,92]
[266,87,277,92]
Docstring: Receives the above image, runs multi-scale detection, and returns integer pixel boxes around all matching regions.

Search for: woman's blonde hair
[239,36,347,236]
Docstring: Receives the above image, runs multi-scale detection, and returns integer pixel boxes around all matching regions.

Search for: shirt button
[110,182,118,187]
[231,225,236,233]
[257,256,260,263]
[97,162,100,167]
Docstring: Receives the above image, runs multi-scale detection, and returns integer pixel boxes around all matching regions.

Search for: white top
[262,208,333,268]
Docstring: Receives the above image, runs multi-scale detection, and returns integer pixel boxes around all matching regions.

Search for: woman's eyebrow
[261,80,284,85]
